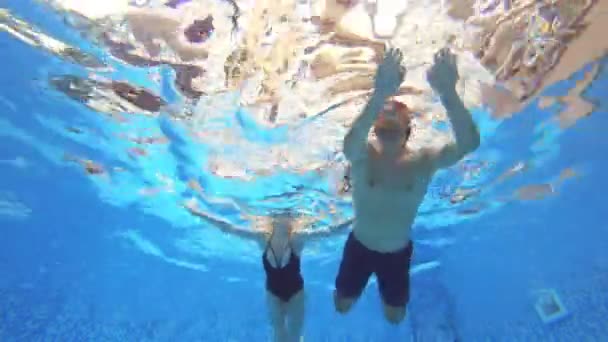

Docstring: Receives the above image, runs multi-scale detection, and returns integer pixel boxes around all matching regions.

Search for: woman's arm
[183,200,264,242]
[297,218,354,240]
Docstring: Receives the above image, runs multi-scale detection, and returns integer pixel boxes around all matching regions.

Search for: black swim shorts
[335,232,414,308]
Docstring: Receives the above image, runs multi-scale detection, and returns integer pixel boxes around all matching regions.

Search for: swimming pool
[1,0,607,340]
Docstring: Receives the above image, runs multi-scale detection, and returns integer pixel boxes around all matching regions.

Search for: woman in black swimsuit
[184,201,352,342]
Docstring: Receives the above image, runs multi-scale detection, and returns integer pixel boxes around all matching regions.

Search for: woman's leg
[266,291,288,342]
[286,290,305,342]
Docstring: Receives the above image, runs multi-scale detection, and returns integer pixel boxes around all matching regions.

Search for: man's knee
[383,304,406,324]
[333,290,357,314]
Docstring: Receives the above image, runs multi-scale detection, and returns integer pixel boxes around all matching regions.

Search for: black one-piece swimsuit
[262,243,304,302]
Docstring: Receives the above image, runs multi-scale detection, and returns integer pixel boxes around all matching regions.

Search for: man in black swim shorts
[335,47,481,323]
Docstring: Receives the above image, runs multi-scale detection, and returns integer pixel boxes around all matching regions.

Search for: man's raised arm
[424,48,481,169]
[343,48,406,161]
[440,89,481,161]
[343,91,388,161]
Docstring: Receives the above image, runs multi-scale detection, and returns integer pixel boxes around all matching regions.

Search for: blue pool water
[1,1,607,340]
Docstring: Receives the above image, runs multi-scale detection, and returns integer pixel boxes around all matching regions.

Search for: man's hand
[374,48,406,97]
[427,47,459,95]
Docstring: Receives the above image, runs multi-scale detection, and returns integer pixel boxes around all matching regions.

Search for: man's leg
[376,241,414,324]
[382,303,407,324]
[334,232,373,314]
[333,289,358,313]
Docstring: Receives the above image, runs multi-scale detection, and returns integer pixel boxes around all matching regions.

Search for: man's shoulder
[402,147,438,172]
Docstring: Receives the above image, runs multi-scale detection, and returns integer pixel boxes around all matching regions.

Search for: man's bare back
[334,47,481,324]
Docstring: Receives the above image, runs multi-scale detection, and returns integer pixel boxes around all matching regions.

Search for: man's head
[373,99,413,146]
